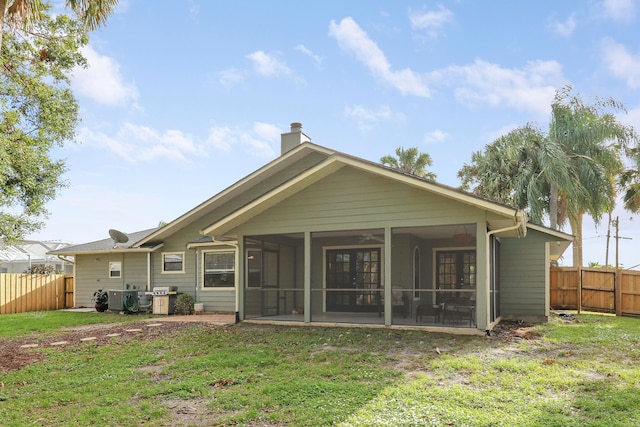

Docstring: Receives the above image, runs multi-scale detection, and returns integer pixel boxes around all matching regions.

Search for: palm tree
[458,125,575,225]
[0,0,118,48]
[459,86,637,266]
[619,146,640,213]
[380,147,437,180]
[548,87,636,265]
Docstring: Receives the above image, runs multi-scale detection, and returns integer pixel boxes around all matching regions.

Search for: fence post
[577,267,582,313]
[615,269,622,316]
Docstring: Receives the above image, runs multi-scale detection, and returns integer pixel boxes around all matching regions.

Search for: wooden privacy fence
[550,267,640,317]
[0,274,74,314]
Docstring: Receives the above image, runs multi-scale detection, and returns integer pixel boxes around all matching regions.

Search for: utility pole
[614,216,632,270]
[605,214,612,268]
[615,216,619,270]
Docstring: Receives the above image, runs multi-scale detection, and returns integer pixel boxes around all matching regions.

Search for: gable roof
[49,228,162,256]
[134,143,336,246]
[58,141,573,254]
[199,142,529,238]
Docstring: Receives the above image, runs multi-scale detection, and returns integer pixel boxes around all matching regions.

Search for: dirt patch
[490,320,541,340]
[0,320,202,372]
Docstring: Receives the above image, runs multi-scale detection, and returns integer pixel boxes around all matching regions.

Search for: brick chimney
[280,122,311,155]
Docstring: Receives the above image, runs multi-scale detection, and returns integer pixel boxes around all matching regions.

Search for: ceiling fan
[358,233,384,243]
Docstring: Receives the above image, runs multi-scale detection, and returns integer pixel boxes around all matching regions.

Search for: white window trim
[161,251,185,274]
[109,261,122,278]
[202,249,236,291]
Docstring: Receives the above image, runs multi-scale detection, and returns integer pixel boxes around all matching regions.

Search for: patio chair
[415,303,443,323]
[442,296,476,327]
[377,289,409,318]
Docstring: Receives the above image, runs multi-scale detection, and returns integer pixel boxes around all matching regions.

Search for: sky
[31,0,640,268]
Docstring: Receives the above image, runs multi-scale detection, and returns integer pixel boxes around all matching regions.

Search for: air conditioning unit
[107,289,139,312]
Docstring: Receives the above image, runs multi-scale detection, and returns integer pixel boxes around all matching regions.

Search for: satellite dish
[109,229,129,248]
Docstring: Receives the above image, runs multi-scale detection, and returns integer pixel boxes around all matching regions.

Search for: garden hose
[123,293,140,313]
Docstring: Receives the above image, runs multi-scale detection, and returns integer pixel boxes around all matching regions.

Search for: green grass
[1,312,639,426]
[0,310,152,338]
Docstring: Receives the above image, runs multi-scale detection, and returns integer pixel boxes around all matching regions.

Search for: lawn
[0,311,639,426]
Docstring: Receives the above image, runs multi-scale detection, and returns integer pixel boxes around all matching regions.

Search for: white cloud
[620,107,640,129]
[72,45,139,106]
[551,14,577,37]
[217,68,246,87]
[423,129,450,144]
[409,5,454,38]
[600,38,640,89]
[187,0,199,21]
[328,17,430,97]
[205,126,235,152]
[429,59,565,116]
[600,0,636,22]
[295,44,323,66]
[246,50,292,77]
[252,122,281,142]
[78,123,200,163]
[205,123,278,157]
[344,104,405,131]
[484,123,521,145]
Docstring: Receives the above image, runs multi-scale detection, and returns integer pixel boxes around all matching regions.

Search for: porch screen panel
[247,251,262,288]
[262,250,279,315]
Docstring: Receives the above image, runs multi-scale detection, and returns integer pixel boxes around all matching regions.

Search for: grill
[146,286,178,314]
[150,286,178,296]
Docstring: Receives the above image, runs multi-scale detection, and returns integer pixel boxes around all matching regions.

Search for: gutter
[50,243,165,258]
[55,255,75,265]
[485,210,526,334]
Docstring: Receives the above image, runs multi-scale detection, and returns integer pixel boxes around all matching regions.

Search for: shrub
[23,264,55,274]
[174,293,194,315]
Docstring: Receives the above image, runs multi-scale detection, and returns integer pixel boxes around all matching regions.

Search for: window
[162,252,184,273]
[203,251,235,288]
[109,261,121,278]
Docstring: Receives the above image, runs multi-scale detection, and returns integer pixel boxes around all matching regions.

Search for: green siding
[75,253,147,306]
[235,166,485,235]
[500,230,548,318]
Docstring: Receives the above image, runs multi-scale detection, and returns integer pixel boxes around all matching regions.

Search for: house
[0,240,73,274]
[50,123,573,334]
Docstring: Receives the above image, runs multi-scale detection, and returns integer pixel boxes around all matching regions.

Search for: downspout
[210,239,240,321]
[122,253,125,289]
[227,241,240,323]
[485,210,526,335]
[193,247,199,305]
[146,252,151,292]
